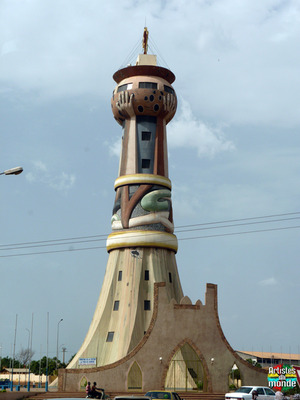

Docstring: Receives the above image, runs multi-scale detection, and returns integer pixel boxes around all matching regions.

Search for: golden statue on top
[143,27,149,54]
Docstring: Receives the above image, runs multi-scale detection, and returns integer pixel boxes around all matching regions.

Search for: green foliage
[229,384,237,390]
[284,385,300,395]
[80,377,87,388]
[0,357,20,370]
[68,354,76,363]
[0,355,68,376]
[246,358,262,368]
[233,369,240,379]
[196,381,203,390]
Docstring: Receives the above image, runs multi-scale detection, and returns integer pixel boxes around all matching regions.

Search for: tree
[0,355,65,376]
[0,356,19,371]
[246,358,262,368]
[68,354,76,364]
[17,348,35,367]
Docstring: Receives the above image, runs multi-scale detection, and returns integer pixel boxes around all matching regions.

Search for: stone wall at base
[59,282,267,393]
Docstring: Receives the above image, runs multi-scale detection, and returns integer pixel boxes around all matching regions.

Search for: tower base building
[60,284,267,393]
[61,31,267,393]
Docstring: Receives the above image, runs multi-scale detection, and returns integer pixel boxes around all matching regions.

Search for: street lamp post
[62,347,67,364]
[25,329,30,387]
[27,313,33,392]
[11,314,18,392]
[56,319,63,375]
[45,312,49,392]
[0,167,23,176]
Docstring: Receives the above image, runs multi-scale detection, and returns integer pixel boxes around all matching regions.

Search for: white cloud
[0,0,299,126]
[32,160,47,172]
[25,172,36,183]
[107,138,122,158]
[25,161,75,192]
[1,39,18,56]
[258,277,278,286]
[169,98,235,157]
[105,99,234,159]
[49,172,76,192]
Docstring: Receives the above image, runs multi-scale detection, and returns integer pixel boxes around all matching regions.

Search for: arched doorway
[165,342,207,391]
[80,376,87,390]
[228,363,241,390]
[127,361,142,390]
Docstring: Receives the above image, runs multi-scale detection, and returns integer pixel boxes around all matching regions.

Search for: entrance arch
[229,363,242,390]
[165,341,208,392]
[80,376,87,390]
[127,361,142,390]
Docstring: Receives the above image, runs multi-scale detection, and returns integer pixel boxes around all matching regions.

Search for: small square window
[118,271,122,281]
[164,85,175,95]
[169,272,172,283]
[142,159,150,169]
[145,270,149,281]
[117,84,127,93]
[113,301,119,311]
[117,83,132,92]
[106,331,114,342]
[142,131,151,141]
[139,82,157,89]
[144,300,151,310]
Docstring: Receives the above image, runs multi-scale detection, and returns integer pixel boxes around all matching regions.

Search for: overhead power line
[1,211,299,249]
[175,211,300,229]
[0,224,299,259]
[0,211,299,258]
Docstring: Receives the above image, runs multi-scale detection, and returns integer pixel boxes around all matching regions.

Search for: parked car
[115,397,151,400]
[225,386,275,400]
[145,390,183,400]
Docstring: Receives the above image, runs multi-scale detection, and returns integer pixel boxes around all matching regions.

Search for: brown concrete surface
[59,283,267,393]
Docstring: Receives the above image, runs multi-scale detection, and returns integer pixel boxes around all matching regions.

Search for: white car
[225,386,276,400]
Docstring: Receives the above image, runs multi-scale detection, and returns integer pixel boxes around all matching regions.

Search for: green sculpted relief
[111,187,174,232]
[141,189,171,212]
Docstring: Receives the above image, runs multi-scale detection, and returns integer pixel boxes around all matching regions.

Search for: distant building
[0,368,48,385]
[236,351,300,368]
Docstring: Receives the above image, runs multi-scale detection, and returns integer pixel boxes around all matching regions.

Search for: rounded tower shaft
[68,33,183,368]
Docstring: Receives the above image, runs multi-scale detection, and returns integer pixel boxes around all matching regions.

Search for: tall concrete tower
[68,29,183,368]
[62,31,268,394]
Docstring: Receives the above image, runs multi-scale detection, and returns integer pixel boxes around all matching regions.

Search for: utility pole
[62,347,67,364]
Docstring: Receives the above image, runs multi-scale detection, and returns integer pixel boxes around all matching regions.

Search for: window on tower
[142,131,151,141]
[164,85,175,95]
[113,301,120,311]
[145,270,149,281]
[117,83,133,93]
[136,115,156,174]
[144,300,151,310]
[169,272,172,283]
[139,82,157,89]
[118,271,122,281]
[142,159,150,169]
[106,332,114,342]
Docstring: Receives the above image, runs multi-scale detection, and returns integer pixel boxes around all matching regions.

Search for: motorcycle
[86,389,110,400]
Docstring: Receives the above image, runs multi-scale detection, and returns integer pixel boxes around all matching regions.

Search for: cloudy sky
[1,0,299,364]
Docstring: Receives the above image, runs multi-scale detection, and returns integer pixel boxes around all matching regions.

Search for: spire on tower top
[143,27,149,54]
[136,27,156,66]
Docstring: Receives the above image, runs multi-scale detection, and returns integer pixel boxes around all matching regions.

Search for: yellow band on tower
[106,230,178,253]
[114,174,172,190]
